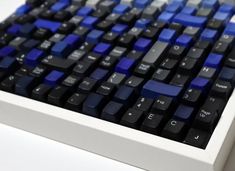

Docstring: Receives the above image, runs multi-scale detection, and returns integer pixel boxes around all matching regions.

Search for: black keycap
[102,32,119,43]
[143,26,159,39]
[160,58,178,70]
[141,113,164,135]
[170,73,190,87]
[119,12,136,24]
[187,47,205,59]
[207,19,224,30]
[58,22,76,34]
[101,101,125,122]
[39,40,54,52]
[133,97,154,113]
[54,11,72,22]
[152,68,171,82]
[212,41,230,55]
[100,55,118,69]
[225,47,235,68]
[83,93,106,117]
[62,75,81,88]
[162,119,187,141]
[96,81,116,97]
[32,84,52,101]
[198,66,216,79]
[92,8,108,19]
[194,40,211,51]
[40,10,55,19]
[179,57,198,73]
[73,61,93,76]
[48,86,70,106]
[125,76,144,89]
[120,108,144,129]
[0,75,16,92]
[126,50,144,60]
[184,128,211,149]
[168,45,187,59]
[193,96,226,132]
[65,93,87,112]
[15,76,38,97]
[210,80,232,100]
[33,28,52,40]
[78,77,97,93]
[151,96,174,115]
[42,55,76,72]
[107,72,126,85]
[134,62,154,77]
[30,66,47,79]
[74,26,90,37]
[96,20,113,31]
[182,88,203,106]
[118,34,136,47]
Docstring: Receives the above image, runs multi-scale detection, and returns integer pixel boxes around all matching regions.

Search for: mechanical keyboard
[0,0,235,171]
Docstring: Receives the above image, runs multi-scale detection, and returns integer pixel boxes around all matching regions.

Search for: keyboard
[0,0,235,170]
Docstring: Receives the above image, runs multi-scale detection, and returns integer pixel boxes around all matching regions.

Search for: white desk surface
[0,1,234,171]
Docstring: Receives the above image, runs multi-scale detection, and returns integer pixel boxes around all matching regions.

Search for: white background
[0,1,234,171]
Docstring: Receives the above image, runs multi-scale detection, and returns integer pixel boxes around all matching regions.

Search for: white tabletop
[0,1,234,171]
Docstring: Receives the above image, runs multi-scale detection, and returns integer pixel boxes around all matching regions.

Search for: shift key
[42,55,76,72]
[142,41,169,66]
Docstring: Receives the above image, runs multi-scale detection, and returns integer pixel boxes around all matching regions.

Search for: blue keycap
[190,77,210,90]
[90,68,109,80]
[166,2,183,13]
[219,4,234,13]
[0,57,16,71]
[93,42,112,55]
[213,12,230,21]
[224,23,235,35]
[134,0,151,9]
[114,85,135,103]
[77,6,93,16]
[201,29,218,42]
[219,67,235,82]
[175,34,193,47]
[159,29,177,43]
[142,80,182,98]
[83,93,105,117]
[115,57,136,75]
[63,34,80,47]
[25,49,44,66]
[34,19,61,33]
[81,16,99,29]
[113,4,130,14]
[135,19,151,29]
[158,12,175,23]
[174,105,194,122]
[134,38,152,51]
[204,53,223,68]
[111,24,128,34]
[15,4,31,15]
[86,30,104,44]
[7,24,21,35]
[51,41,71,57]
[15,76,35,96]
[44,70,64,86]
[173,13,207,27]
[0,46,16,57]
[202,0,219,8]
[181,6,196,15]
[51,2,68,12]
[101,101,124,122]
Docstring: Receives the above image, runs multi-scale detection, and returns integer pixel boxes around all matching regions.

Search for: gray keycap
[65,5,80,14]
[128,27,144,37]
[9,37,26,50]
[72,0,86,6]
[68,50,86,61]
[183,26,201,37]
[110,47,127,58]
[99,0,116,12]
[142,6,159,20]
[69,16,83,26]
[49,34,65,43]
[142,41,169,65]
[108,72,126,85]
[198,67,216,79]
[106,13,121,22]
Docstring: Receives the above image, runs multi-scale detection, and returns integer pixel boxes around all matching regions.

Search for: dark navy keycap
[81,16,99,29]
[181,6,196,15]
[86,29,104,43]
[90,68,109,80]
[114,85,135,104]
[77,6,93,16]
[158,12,175,23]
[25,48,44,66]
[83,93,105,117]
[159,29,177,43]
[34,19,61,33]
[219,67,235,82]
[19,23,36,37]
[15,4,31,15]
[44,70,64,86]
[134,38,152,52]
[51,2,68,12]
[200,29,218,42]
[22,39,40,50]
[7,24,21,35]
[93,42,112,55]
[134,0,151,9]
[113,4,130,14]
[111,24,128,34]
[15,76,36,96]
[63,34,80,47]
[51,41,71,57]
[204,53,223,68]
[0,57,17,71]
[101,101,124,122]
[142,80,183,98]
[0,46,16,57]
[115,57,136,75]
[173,13,207,27]
[190,77,210,90]
[174,105,194,122]
[175,34,193,47]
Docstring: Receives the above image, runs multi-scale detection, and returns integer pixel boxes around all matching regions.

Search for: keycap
[83,93,106,117]
[114,85,136,104]
[142,80,183,99]
[96,82,116,97]
[101,101,125,122]
[174,105,194,122]
[32,84,52,101]
[141,113,164,134]
[44,70,65,86]
[34,19,61,33]
[151,95,174,115]
[25,48,44,66]
[78,77,97,93]
[173,13,207,27]
[15,76,37,96]
[159,29,177,43]
[65,93,87,112]
[115,57,136,76]
[210,80,232,100]
[48,86,70,106]
[120,108,144,128]
[134,97,153,113]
